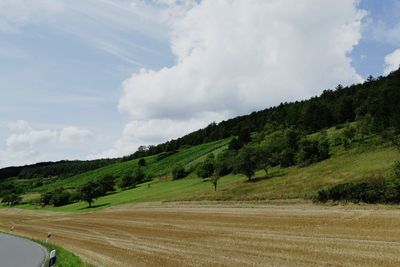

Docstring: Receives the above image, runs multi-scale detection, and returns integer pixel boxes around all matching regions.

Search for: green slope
[32,138,230,191]
[15,141,398,212]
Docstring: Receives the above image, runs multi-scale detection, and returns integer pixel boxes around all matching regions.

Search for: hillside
[2,125,396,212]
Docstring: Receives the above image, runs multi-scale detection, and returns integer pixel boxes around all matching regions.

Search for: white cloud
[0,123,96,167]
[6,129,58,151]
[383,48,400,75]
[108,0,366,157]
[119,0,364,121]
[7,120,31,131]
[60,126,92,144]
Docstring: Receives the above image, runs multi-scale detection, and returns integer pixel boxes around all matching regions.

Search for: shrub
[1,193,22,206]
[50,188,72,207]
[297,137,330,167]
[97,174,116,195]
[196,154,215,178]
[40,187,72,207]
[119,174,135,189]
[119,168,145,189]
[316,178,400,204]
[172,165,188,180]
[214,150,235,177]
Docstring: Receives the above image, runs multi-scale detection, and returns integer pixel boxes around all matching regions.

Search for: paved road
[0,233,47,267]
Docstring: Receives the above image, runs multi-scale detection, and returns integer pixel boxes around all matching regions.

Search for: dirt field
[1,202,400,267]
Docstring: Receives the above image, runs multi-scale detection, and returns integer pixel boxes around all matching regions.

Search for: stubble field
[1,202,400,267]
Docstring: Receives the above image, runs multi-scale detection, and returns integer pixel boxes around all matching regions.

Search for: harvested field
[1,202,400,267]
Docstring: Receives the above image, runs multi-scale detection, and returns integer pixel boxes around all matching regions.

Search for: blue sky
[0,0,399,167]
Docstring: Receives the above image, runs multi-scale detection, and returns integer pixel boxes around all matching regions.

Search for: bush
[1,193,22,206]
[119,168,145,189]
[50,188,72,207]
[40,187,72,207]
[297,137,330,167]
[119,174,135,189]
[196,154,215,178]
[97,174,116,195]
[172,165,188,180]
[316,178,400,204]
[214,150,235,177]
[40,191,53,206]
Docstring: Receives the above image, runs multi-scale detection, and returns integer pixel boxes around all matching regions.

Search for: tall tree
[235,145,258,181]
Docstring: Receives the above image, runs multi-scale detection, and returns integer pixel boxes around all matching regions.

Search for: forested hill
[0,159,119,180]
[126,69,400,159]
[1,69,399,180]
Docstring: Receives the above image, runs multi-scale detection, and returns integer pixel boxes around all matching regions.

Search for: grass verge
[37,240,89,267]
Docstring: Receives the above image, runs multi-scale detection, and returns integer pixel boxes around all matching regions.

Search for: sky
[0,0,399,168]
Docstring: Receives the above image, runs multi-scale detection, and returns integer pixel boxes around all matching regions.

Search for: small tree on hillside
[197,154,215,178]
[342,124,356,149]
[255,143,276,175]
[50,187,72,207]
[172,165,188,180]
[235,145,258,181]
[133,167,146,184]
[79,181,102,208]
[119,168,145,189]
[97,174,116,195]
[356,114,373,142]
[119,174,135,189]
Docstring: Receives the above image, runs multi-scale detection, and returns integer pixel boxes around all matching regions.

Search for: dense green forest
[0,159,119,180]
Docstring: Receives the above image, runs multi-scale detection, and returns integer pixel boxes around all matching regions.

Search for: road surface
[0,233,47,267]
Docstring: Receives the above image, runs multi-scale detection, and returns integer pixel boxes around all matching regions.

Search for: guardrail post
[49,249,56,267]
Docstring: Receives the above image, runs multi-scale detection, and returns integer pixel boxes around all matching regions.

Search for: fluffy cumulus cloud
[0,121,93,167]
[6,129,58,152]
[383,48,400,75]
[59,126,92,144]
[108,0,366,157]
